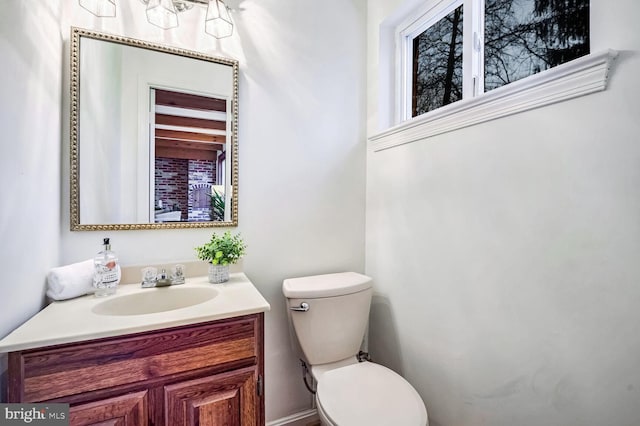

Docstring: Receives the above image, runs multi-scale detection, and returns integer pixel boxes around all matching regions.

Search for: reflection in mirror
[151,88,231,223]
[70,27,238,230]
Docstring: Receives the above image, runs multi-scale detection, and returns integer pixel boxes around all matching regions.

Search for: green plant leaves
[195,231,246,265]
[208,189,225,221]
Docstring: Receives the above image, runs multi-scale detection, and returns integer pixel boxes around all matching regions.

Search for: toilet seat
[316,362,428,425]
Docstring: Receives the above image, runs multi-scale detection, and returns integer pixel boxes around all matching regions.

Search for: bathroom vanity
[0,273,269,426]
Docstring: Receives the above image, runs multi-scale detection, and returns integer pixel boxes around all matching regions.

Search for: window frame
[398,0,466,120]
[398,0,485,122]
[370,0,615,151]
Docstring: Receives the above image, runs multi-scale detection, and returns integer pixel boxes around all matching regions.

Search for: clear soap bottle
[93,237,121,297]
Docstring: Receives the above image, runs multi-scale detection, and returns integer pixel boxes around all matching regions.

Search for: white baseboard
[266,409,319,426]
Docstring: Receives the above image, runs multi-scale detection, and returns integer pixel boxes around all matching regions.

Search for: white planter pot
[208,263,229,284]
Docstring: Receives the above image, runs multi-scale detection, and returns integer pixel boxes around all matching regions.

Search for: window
[401,0,590,120]
[484,0,590,92]
[412,4,464,116]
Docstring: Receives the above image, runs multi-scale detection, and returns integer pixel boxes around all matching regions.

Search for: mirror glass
[70,28,238,230]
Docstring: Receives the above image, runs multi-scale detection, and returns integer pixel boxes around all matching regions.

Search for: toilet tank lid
[283,272,372,298]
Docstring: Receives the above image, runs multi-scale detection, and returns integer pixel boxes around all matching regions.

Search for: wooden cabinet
[165,367,258,425]
[69,391,149,426]
[7,313,264,426]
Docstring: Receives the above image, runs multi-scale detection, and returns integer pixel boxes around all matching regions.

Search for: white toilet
[283,272,428,425]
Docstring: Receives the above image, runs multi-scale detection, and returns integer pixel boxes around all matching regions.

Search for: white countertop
[0,273,270,353]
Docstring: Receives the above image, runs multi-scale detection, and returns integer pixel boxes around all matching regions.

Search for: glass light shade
[146,0,179,29]
[205,0,233,39]
[79,0,116,17]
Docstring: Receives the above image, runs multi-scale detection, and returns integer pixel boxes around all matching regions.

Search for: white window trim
[369,49,618,152]
[398,0,465,121]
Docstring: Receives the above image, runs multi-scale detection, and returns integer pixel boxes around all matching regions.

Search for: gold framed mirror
[70,27,239,230]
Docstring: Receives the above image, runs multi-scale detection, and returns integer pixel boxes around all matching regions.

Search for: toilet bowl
[283,272,428,426]
[315,360,427,425]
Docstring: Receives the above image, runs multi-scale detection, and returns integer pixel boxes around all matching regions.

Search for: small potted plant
[195,231,246,283]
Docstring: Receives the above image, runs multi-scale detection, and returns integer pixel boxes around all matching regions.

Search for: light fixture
[145,0,179,29]
[80,0,235,38]
[205,0,234,39]
[79,0,116,17]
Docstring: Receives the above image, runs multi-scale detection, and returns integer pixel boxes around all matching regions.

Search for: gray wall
[366,0,640,425]
[0,0,64,402]
[0,0,367,420]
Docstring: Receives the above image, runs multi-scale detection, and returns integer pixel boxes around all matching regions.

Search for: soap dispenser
[93,237,121,297]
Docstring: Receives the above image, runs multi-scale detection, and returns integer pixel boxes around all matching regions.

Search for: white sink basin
[92,286,218,316]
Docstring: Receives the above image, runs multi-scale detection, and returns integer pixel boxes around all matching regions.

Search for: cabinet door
[165,366,258,426]
[68,390,148,426]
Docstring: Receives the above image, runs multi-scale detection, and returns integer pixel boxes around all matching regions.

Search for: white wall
[0,0,367,420]
[0,0,65,402]
[79,38,124,223]
[366,1,640,425]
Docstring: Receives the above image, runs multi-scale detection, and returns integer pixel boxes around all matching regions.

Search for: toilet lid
[316,362,427,425]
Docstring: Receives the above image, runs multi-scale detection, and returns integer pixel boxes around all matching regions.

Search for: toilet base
[315,396,334,426]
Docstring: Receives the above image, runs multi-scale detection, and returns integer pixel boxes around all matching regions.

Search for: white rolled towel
[46,259,95,301]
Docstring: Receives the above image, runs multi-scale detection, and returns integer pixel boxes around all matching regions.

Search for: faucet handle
[141,267,158,288]
[171,264,186,285]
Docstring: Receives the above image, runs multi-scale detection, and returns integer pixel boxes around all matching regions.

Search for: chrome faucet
[141,264,185,288]
[156,269,172,287]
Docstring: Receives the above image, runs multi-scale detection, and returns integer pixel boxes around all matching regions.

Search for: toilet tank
[283,272,372,366]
